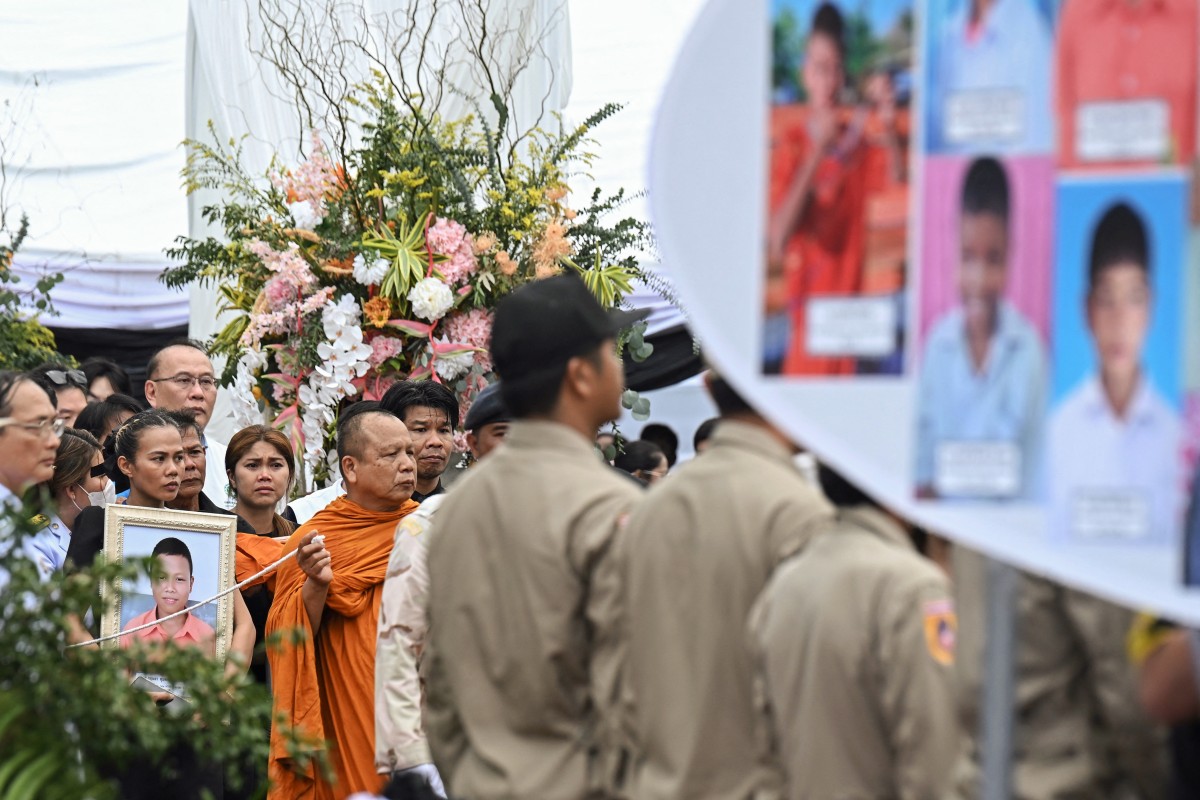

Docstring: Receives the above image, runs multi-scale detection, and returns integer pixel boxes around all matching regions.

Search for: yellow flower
[363,296,393,328]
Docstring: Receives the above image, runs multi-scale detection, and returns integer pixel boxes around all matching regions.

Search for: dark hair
[693,417,719,451]
[146,338,208,380]
[500,346,605,419]
[162,408,202,440]
[226,424,296,481]
[707,374,754,417]
[961,156,1009,225]
[380,380,459,430]
[48,428,103,494]
[811,2,846,58]
[640,423,679,468]
[1089,202,1149,290]
[81,356,132,397]
[615,440,666,476]
[75,394,144,443]
[0,371,46,417]
[152,536,193,575]
[29,362,86,397]
[817,463,877,509]
[106,409,180,475]
[336,401,384,462]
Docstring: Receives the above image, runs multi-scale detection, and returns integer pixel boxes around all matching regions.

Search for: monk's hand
[298,531,333,587]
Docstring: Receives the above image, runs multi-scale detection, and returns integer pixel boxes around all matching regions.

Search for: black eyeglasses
[44,369,87,389]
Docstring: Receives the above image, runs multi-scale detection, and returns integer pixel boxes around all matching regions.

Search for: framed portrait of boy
[100,505,236,660]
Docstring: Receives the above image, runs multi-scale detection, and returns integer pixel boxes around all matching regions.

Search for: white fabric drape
[0,0,190,329]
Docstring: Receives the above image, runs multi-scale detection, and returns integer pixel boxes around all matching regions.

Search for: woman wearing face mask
[28,429,111,574]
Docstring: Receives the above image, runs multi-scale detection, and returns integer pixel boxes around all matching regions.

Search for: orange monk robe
[236,533,284,592]
[266,496,419,800]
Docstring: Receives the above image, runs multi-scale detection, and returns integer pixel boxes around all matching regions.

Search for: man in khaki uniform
[952,547,1166,800]
[374,383,511,797]
[748,466,959,800]
[620,373,833,800]
[422,275,647,800]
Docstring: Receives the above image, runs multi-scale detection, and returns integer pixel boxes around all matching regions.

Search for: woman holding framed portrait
[64,410,254,673]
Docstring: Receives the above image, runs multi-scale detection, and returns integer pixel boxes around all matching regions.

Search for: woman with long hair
[226,425,297,539]
[224,425,295,691]
[28,428,111,574]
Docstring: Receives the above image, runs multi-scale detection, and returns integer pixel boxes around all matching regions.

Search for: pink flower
[426,217,478,285]
[263,275,298,311]
[271,131,343,210]
[272,383,292,404]
[369,335,404,367]
[442,308,494,372]
[452,431,470,454]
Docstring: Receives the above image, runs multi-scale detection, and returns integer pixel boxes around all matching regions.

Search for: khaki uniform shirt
[952,547,1166,800]
[620,420,833,800]
[423,420,642,800]
[376,495,444,774]
[748,507,959,800]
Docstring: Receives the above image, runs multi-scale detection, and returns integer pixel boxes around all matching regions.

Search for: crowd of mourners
[2,274,1200,800]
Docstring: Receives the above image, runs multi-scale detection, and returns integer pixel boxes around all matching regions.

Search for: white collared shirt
[202,436,235,510]
[929,0,1054,154]
[915,301,1047,497]
[1048,375,1183,544]
[27,514,70,577]
[288,479,346,525]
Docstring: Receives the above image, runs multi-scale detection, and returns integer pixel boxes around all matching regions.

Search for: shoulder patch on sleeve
[399,517,425,538]
[29,514,49,531]
[923,599,957,666]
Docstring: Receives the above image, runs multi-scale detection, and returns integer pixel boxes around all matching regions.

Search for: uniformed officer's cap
[464,382,510,431]
[491,274,649,385]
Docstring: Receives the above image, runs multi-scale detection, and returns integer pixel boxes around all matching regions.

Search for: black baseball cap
[490,274,650,385]
[464,382,510,431]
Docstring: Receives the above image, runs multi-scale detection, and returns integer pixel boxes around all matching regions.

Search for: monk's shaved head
[337,402,387,462]
[339,409,418,512]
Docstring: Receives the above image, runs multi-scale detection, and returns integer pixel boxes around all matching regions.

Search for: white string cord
[65,534,324,649]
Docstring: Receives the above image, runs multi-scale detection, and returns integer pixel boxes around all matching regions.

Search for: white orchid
[322,293,361,338]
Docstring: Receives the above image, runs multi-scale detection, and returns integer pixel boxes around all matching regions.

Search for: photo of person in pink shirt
[120,536,216,658]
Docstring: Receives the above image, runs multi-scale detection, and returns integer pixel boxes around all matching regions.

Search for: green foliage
[0,493,278,799]
[0,215,71,371]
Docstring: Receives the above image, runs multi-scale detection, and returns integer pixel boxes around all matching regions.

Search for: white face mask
[79,482,116,509]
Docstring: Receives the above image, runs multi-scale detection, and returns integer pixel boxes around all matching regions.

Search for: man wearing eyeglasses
[144,340,232,508]
[0,370,63,589]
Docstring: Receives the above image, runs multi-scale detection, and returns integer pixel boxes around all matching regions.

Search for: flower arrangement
[165,81,653,488]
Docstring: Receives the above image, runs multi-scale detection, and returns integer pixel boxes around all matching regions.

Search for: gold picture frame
[100,505,237,660]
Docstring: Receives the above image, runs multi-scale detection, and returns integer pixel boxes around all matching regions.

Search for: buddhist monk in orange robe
[267,407,419,800]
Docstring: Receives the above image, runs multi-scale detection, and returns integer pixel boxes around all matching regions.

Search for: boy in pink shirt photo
[120,536,216,658]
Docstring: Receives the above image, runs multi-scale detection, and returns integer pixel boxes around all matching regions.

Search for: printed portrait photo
[1048,175,1187,545]
[764,0,913,377]
[914,155,1053,500]
[923,0,1057,156]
